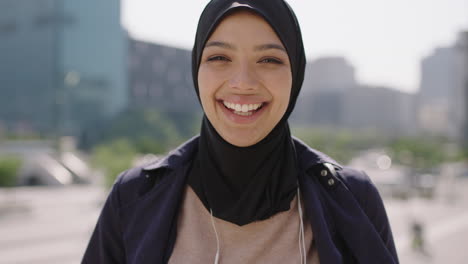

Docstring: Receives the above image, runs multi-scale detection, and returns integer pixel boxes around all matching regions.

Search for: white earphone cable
[210,209,220,264]
[297,188,307,264]
[210,189,306,264]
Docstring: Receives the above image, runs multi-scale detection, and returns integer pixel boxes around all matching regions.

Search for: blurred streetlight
[65,71,81,87]
[377,155,392,170]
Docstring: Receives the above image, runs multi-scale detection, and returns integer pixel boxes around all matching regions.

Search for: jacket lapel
[120,166,188,263]
[295,138,396,264]
[300,170,344,263]
[319,178,396,263]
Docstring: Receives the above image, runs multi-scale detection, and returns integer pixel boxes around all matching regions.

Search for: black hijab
[188,0,306,226]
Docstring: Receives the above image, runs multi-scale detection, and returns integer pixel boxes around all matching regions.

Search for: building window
[133,82,147,97]
[34,13,76,28]
[168,69,181,84]
[0,21,17,36]
[152,59,166,74]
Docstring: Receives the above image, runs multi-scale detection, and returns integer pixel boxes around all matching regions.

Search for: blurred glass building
[0,0,127,137]
[128,40,199,114]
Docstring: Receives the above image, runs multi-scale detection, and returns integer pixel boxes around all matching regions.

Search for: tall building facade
[292,56,416,136]
[128,39,200,114]
[293,56,357,126]
[343,85,416,136]
[302,56,356,93]
[418,32,468,140]
[0,1,56,134]
[456,32,468,146]
[0,0,127,136]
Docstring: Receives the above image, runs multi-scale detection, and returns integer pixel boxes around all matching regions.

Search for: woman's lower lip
[218,101,266,124]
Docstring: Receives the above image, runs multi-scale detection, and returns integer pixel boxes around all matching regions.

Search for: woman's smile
[222,101,263,115]
[218,99,267,124]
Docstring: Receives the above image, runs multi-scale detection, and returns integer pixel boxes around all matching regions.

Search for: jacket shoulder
[306,161,376,208]
[338,167,399,262]
[338,167,373,195]
[112,137,199,207]
[337,167,375,209]
[111,165,159,209]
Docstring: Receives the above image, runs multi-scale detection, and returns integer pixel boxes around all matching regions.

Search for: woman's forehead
[204,10,285,49]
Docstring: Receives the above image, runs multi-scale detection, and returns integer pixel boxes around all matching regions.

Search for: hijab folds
[188,0,306,226]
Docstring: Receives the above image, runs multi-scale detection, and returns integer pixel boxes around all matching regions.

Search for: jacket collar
[142,135,342,172]
[140,135,346,263]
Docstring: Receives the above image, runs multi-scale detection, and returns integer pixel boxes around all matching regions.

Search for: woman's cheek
[265,72,292,98]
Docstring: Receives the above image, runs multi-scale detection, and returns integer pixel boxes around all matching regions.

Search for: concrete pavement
[0,186,105,264]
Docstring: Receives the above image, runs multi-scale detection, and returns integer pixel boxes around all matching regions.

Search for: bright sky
[122,0,468,93]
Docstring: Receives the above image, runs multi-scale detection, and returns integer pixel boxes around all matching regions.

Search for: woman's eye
[207,56,230,62]
[259,58,283,64]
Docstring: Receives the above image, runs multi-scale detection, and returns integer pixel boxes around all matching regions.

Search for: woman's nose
[228,62,259,91]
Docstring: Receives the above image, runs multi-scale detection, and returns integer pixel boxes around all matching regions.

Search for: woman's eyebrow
[204,41,286,53]
[254,43,286,53]
[204,41,234,50]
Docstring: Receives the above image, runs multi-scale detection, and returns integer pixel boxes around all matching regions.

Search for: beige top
[168,186,320,264]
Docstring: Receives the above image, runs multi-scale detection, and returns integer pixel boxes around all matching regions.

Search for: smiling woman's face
[198,11,292,147]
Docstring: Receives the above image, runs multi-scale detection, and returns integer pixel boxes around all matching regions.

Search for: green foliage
[81,108,198,154]
[165,111,202,139]
[91,138,137,187]
[84,108,202,187]
[0,156,22,187]
[3,133,43,141]
[105,109,181,152]
[388,137,461,170]
[461,145,468,161]
[292,127,460,170]
[292,126,387,164]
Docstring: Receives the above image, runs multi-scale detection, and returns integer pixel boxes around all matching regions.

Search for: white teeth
[223,101,263,113]
[241,104,248,112]
[234,111,253,116]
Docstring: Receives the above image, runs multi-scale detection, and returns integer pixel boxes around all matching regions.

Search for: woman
[83,0,399,263]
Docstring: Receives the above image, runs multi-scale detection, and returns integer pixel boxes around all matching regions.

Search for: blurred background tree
[0,156,22,187]
[292,126,464,171]
[86,108,200,186]
[388,137,464,171]
[91,138,137,187]
[292,127,389,164]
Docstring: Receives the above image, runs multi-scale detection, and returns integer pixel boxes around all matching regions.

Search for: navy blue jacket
[82,137,399,263]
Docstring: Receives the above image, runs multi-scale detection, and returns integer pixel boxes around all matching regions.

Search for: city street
[1,178,467,264]
[386,181,468,263]
[0,186,105,264]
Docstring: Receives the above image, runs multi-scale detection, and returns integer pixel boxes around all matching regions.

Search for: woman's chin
[218,129,266,147]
